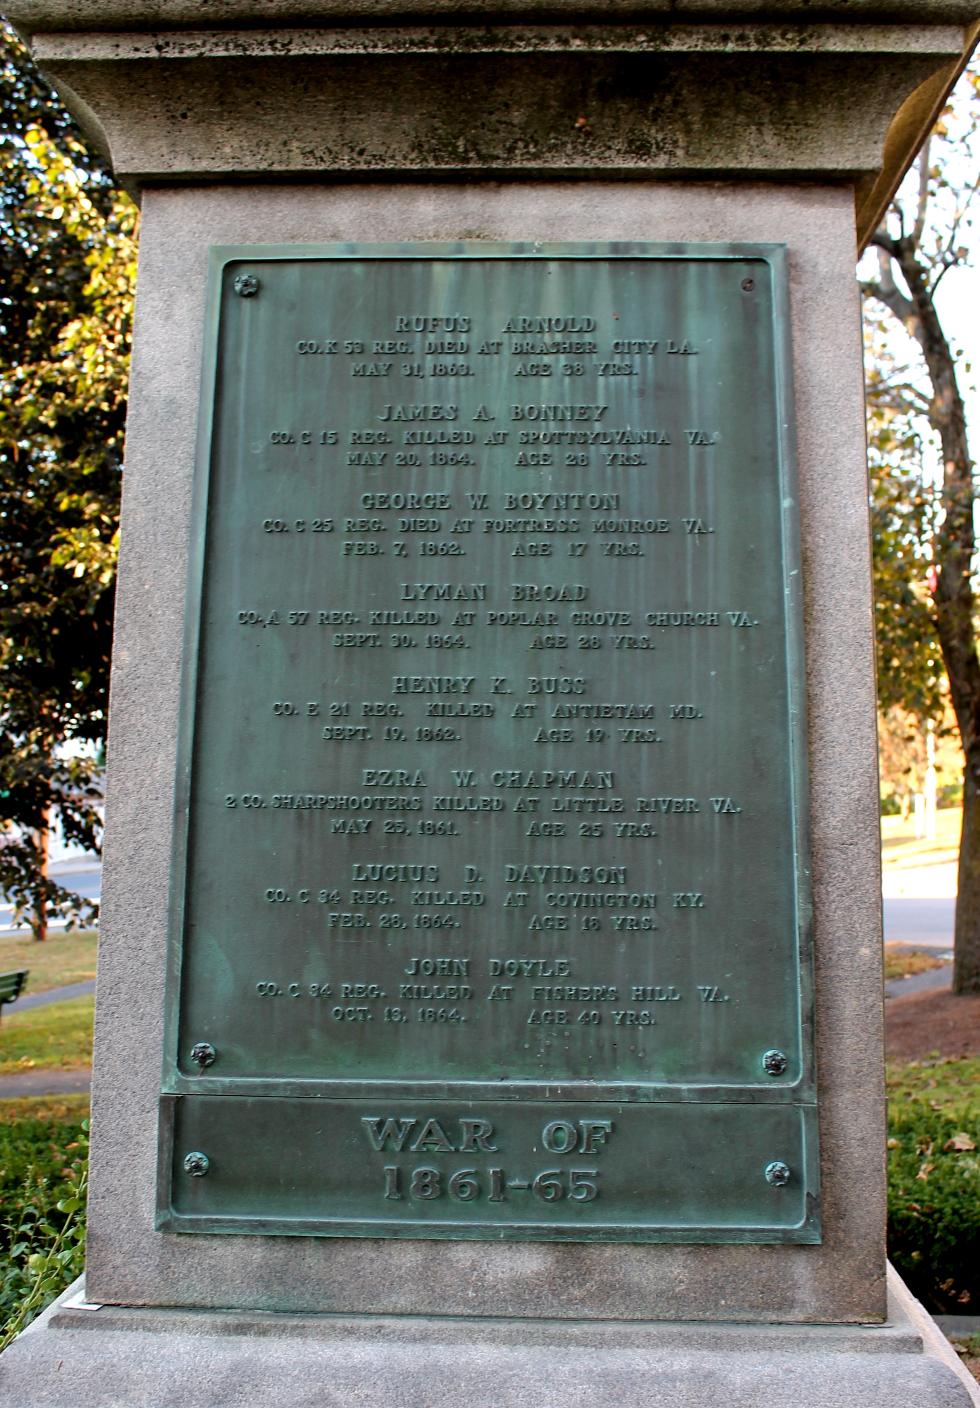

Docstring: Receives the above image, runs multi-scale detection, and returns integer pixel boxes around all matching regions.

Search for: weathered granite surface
[1,9,974,1405]
[7,0,980,27]
[1,1270,977,1408]
[62,179,884,1323]
[5,0,977,247]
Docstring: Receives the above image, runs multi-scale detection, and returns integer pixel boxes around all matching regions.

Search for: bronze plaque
[159,244,818,1242]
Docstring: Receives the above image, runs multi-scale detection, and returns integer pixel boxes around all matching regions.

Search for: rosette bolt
[190,1042,216,1069]
[765,1161,791,1188]
[233,273,260,297]
[183,1151,210,1178]
[762,1049,788,1076]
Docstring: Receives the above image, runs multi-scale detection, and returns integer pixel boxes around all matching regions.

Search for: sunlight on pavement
[882,861,958,899]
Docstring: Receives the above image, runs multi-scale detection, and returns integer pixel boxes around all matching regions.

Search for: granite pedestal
[1,4,978,1403]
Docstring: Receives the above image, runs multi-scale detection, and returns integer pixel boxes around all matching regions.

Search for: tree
[0,23,137,939]
[862,65,980,992]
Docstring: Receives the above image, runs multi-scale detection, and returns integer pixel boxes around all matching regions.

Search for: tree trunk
[33,812,48,943]
[954,759,980,993]
[878,235,980,993]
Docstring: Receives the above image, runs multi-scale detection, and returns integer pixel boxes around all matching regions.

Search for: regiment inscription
[159,244,819,1242]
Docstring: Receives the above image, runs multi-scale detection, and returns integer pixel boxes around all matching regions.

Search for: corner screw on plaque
[190,1041,216,1069]
[183,1151,210,1178]
[762,1049,788,1076]
[233,273,260,298]
[765,1161,791,1188]
[741,277,755,292]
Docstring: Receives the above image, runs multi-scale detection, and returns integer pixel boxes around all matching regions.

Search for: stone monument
[2,3,979,1405]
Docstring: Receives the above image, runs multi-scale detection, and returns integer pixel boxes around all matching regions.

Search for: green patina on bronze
[157,244,818,1243]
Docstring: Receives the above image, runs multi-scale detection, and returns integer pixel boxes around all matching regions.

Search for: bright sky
[859,64,980,465]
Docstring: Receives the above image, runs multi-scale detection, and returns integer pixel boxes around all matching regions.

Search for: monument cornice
[7,3,980,1393]
[8,2,977,244]
[6,1,980,29]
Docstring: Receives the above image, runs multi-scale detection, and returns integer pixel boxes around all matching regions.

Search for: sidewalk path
[884,964,953,1000]
[0,858,957,1097]
[882,859,958,900]
[16,980,96,1011]
[0,1067,91,1096]
[882,856,957,949]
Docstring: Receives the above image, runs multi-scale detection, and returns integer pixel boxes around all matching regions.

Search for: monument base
[1,1267,976,1408]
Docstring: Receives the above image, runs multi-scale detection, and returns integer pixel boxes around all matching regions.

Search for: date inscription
[162,246,817,1243]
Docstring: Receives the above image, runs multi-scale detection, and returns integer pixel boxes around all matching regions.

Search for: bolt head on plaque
[183,1151,210,1178]
[158,247,821,1246]
[762,1049,788,1076]
[765,1161,792,1188]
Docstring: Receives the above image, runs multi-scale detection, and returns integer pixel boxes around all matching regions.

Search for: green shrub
[0,1114,88,1348]
[887,1102,980,1314]
[0,1093,977,1338]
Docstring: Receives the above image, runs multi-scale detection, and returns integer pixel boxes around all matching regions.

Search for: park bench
[0,969,28,1022]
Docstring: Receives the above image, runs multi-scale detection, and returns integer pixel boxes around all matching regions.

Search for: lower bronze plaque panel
[162,1096,818,1242]
[159,243,818,1243]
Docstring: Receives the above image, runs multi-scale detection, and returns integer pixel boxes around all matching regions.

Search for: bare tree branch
[862,246,916,327]
[870,227,900,258]
[866,66,980,990]
[913,138,931,246]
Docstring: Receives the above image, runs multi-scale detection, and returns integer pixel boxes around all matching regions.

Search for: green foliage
[886,1101,980,1313]
[882,946,947,981]
[0,1113,88,1347]
[877,702,962,814]
[0,1085,973,1338]
[862,65,980,717]
[0,23,137,935]
[865,376,945,720]
[885,1059,980,1312]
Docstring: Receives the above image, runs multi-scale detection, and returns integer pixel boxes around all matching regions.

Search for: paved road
[0,851,961,932]
[884,964,952,1000]
[0,963,939,1095]
[0,881,955,1095]
[883,897,955,949]
[0,1067,91,1096]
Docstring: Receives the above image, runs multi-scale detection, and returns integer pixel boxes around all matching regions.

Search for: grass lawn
[0,992,971,1370]
[0,1094,89,1124]
[885,1051,980,1324]
[886,1054,980,1118]
[883,944,949,982]
[0,930,97,995]
[0,1098,89,1351]
[0,997,94,1074]
[881,807,961,869]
